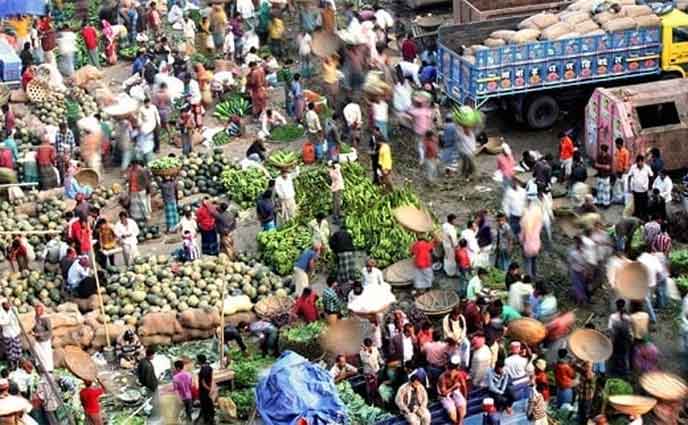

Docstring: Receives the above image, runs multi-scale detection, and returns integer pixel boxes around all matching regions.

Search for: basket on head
[0,395,32,416]
[608,395,657,416]
[476,136,504,155]
[414,290,460,316]
[568,328,613,362]
[393,205,433,234]
[383,258,415,287]
[63,345,97,382]
[615,261,650,300]
[151,166,180,178]
[416,15,445,29]
[254,295,294,321]
[75,168,100,188]
[640,372,688,401]
[506,318,547,346]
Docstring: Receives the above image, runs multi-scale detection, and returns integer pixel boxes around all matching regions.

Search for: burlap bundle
[603,17,637,32]
[542,22,573,40]
[177,308,221,330]
[511,29,541,44]
[138,312,183,337]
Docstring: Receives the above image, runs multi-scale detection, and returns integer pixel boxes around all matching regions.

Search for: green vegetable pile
[212,130,232,146]
[214,95,251,120]
[670,249,688,276]
[221,167,270,209]
[149,157,182,171]
[603,378,633,397]
[119,46,138,60]
[229,349,276,388]
[483,267,506,289]
[283,321,325,343]
[257,223,312,275]
[230,388,256,419]
[337,381,392,424]
[340,143,353,154]
[281,321,326,359]
[268,150,300,169]
[270,124,305,142]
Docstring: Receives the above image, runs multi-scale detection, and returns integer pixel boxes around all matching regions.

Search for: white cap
[449,355,461,366]
[483,398,494,406]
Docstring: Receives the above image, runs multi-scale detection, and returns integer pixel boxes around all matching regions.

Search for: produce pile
[281,321,326,359]
[177,149,230,197]
[102,253,290,326]
[268,150,300,169]
[270,124,305,143]
[221,167,270,209]
[1,270,64,312]
[337,381,392,424]
[149,156,182,174]
[28,85,101,127]
[0,197,70,256]
[212,129,232,146]
[214,94,252,120]
[256,162,428,274]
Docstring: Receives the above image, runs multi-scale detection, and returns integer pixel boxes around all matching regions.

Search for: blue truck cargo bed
[438,17,662,107]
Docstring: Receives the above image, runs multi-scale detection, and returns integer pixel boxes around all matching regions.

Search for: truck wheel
[525,95,560,130]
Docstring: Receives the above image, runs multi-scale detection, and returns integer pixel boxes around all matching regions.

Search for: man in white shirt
[138,98,160,160]
[459,220,479,265]
[275,168,298,222]
[652,169,673,217]
[627,154,653,221]
[0,300,22,365]
[113,211,141,267]
[503,181,527,237]
[398,60,422,86]
[503,341,534,387]
[67,256,91,293]
[56,27,77,77]
[375,7,394,31]
[260,109,287,137]
[343,100,362,146]
[360,338,383,377]
[329,354,357,383]
[328,161,344,224]
[372,98,389,140]
[361,258,385,287]
[508,275,535,313]
[637,252,667,323]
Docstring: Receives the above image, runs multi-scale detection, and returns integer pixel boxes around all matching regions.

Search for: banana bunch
[295,167,332,219]
[452,105,483,128]
[257,223,312,275]
[212,130,231,146]
[268,150,299,169]
[214,96,251,120]
[221,167,269,209]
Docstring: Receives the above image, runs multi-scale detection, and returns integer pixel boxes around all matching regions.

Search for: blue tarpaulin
[256,351,348,425]
[0,0,47,17]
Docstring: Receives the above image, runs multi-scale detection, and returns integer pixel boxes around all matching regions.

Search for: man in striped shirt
[652,223,672,256]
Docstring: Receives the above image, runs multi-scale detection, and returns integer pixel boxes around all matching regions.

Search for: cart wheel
[525,95,560,130]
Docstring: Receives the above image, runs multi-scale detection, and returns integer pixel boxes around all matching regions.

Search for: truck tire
[525,95,560,130]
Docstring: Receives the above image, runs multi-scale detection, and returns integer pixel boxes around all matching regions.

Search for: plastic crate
[0,60,20,82]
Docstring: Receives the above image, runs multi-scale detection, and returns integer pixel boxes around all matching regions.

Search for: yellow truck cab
[661,9,688,76]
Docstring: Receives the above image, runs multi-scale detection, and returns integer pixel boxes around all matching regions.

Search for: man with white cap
[395,370,431,425]
[437,355,467,425]
[482,398,500,425]
[0,301,21,368]
[503,341,534,391]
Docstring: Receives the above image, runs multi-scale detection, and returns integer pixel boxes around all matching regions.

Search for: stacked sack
[18,303,94,351]
[138,311,184,346]
[465,0,662,59]
[175,308,222,343]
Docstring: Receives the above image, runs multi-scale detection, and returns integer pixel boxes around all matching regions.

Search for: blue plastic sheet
[0,0,47,17]
[256,351,348,425]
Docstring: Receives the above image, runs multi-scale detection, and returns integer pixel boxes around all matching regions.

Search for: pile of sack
[137,308,222,347]
[463,0,662,62]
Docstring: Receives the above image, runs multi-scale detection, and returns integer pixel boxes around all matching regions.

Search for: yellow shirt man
[379,142,392,171]
[268,18,285,40]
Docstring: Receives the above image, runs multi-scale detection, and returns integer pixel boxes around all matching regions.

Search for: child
[482,398,500,425]
[183,230,199,262]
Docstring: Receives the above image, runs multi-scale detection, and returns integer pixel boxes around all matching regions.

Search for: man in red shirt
[401,33,418,62]
[80,380,105,425]
[554,348,576,408]
[411,236,436,292]
[292,287,319,323]
[423,130,440,183]
[36,136,57,190]
[455,239,471,297]
[80,22,99,68]
[558,132,575,180]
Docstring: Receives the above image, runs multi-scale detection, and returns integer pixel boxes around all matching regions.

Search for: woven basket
[0,395,32,416]
[26,81,49,103]
[568,328,613,362]
[640,372,688,401]
[609,395,657,416]
[507,318,547,346]
[393,205,433,233]
[615,261,650,300]
[75,168,100,188]
[383,258,415,286]
[64,345,97,382]
[152,166,181,178]
[254,295,294,320]
[414,290,460,316]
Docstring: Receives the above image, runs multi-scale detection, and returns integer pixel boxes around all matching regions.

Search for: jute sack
[53,348,66,370]
[562,11,591,25]
[520,12,559,29]
[490,30,518,42]
[542,22,573,40]
[177,308,221,330]
[558,32,582,39]
[587,29,606,35]
[603,17,637,32]
[635,14,661,28]
[53,325,82,339]
[484,38,506,47]
[594,11,618,24]
[577,20,600,33]
[171,328,216,343]
[511,29,541,44]
[56,303,80,314]
[53,326,94,349]
[139,312,183,336]
[83,310,104,330]
[92,324,133,348]
[46,311,83,329]
[567,0,597,12]
[141,335,173,346]
[621,5,653,17]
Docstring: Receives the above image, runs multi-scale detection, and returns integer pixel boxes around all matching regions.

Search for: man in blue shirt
[419,61,437,85]
[256,189,276,231]
[440,114,458,170]
[132,51,147,76]
[293,243,322,295]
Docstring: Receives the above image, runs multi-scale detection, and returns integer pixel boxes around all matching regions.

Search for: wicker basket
[393,205,433,233]
[26,81,49,103]
[0,85,9,106]
[640,372,688,401]
[608,395,657,416]
[254,295,294,321]
[414,290,460,316]
[75,168,100,188]
[568,329,613,362]
[507,318,547,346]
[615,261,650,300]
[383,258,415,286]
[151,166,181,178]
[63,345,97,382]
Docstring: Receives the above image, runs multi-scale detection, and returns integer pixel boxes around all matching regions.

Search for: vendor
[259,109,287,137]
[66,255,102,299]
[329,225,357,285]
[246,137,267,162]
[330,354,357,383]
[64,166,93,200]
[238,320,279,357]
[116,329,145,368]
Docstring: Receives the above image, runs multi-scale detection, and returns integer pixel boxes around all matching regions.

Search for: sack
[511,29,541,44]
[562,11,591,25]
[484,37,506,47]
[139,312,183,336]
[594,11,617,24]
[46,311,83,329]
[635,14,661,28]
[567,0,597,12]
[557,32,582,39]
[542,22,573,40]
[92,324,133,348]
[576,20,600,33]
[141,335,173,346]
[490,30,517,42]
[603,17,637,32]
[177,308,221,330]
[523,12,559,29]
[621,5,653,17]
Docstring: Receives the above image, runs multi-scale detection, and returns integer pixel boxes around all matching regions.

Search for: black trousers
[633,191,649,221]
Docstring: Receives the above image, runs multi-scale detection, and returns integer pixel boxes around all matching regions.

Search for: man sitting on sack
[116,329,145,368]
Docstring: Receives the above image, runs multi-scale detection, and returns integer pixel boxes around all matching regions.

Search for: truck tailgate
[438,20,662,107]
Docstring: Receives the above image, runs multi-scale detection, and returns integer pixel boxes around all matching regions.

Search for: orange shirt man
[614,138,631,174]
[559,132,574,177]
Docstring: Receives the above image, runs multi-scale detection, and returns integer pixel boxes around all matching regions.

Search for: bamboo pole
[0,230,62,236]
[89,249,111,347]
[0,182,39,189]
[219,279,226,368]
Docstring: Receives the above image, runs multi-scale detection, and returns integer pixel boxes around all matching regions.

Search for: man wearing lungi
[329,225,358,284]
[36,136,58,190]
[32,304,53,372]
[0,300,22,368]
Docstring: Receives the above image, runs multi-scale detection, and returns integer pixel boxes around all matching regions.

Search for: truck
[452,0,571,24]
[585,79,688,170]
[437,9,688,129]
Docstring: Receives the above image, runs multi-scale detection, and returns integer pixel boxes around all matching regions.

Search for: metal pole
[12,306,77,425]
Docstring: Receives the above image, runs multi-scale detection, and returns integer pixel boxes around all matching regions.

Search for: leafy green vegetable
[228,348,276,388]
[340,143,353,154]
[149,157,182,170]
[337,381,391,424]
[604,378,633,397]
[283,321,325,343]
[230,388,256,418]
[483,267,506,289]
[670,250,688,276]
[221,167,269,209]
[270,124,305,142]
